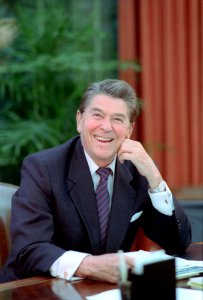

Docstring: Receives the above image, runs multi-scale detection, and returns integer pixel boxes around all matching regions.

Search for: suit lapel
[65,140,101,253]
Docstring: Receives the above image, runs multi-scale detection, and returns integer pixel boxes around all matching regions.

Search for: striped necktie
[96,167,112,249]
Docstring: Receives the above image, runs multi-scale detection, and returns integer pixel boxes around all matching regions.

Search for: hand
[75,253,134,283]
[117,139,162,189]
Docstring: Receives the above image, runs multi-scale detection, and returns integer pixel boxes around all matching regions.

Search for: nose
[100,118,112,131]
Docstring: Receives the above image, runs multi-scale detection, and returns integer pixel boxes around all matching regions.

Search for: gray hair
[79,79,137,123]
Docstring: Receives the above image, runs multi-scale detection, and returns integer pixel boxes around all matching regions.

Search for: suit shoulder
[24,136,80,164]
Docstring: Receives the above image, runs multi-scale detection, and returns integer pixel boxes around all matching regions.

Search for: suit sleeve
[141,195,191,254]
[10,154,66,277]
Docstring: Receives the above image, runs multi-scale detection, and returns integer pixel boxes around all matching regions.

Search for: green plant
[0,0,141,184]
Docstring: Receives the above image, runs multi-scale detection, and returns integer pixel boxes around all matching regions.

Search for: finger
[118,153,124,164]
[125,256,135,269]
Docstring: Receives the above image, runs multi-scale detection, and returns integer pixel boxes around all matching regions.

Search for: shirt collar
[84,150,116,176]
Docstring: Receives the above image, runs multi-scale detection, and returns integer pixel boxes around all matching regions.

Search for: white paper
[187,276,203,289]
[86,288,203,300]
[176,288,203,300]
[86,289,121,300]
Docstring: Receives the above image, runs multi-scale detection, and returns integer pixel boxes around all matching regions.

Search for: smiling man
[0,79,191,283]
[76,93,134,167]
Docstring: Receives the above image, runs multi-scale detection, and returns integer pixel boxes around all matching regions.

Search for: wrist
[75,255,95,278]
[148,172,163,190]
[150,180,166,193]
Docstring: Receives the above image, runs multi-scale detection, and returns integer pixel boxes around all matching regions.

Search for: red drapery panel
[118,0,203,190]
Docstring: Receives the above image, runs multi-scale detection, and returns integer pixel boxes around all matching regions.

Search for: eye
[113,117,124,124]
[92,113,103,119]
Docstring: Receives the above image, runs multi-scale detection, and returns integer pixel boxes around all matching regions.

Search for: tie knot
[96,167,112,180]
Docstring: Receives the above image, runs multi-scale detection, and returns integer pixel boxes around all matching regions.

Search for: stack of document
[125,250,203,280]
[187,277,203,290]
[175,257,203,279]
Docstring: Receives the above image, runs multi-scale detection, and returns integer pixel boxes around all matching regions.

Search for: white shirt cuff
[148,182,174,216]
[50,250,90,281]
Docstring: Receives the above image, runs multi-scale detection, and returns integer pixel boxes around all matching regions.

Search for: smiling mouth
[95,136,113,143]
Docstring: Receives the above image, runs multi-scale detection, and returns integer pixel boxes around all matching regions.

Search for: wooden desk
[0,243,202,299]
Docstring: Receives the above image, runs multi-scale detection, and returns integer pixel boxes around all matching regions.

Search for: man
[0,79,191,283]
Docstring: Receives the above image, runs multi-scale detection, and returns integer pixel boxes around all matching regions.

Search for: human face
[76,94,134,167]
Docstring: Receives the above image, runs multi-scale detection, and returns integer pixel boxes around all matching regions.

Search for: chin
[97,155,115,165]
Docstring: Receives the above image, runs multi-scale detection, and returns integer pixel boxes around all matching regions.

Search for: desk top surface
[0,243,202,300]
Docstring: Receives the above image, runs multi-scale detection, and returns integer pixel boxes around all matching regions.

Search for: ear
[126,122,134,138]
[76,110,82,133]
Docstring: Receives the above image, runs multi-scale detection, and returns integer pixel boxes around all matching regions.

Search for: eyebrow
[90,108,127,119]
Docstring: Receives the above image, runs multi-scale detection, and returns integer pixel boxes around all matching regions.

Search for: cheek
[124,124,133,138]
[87,119,97,128]
[115,126,131,139]
[79,119,97,135]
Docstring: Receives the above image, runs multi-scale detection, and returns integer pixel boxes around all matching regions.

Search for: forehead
[87,94,129,115]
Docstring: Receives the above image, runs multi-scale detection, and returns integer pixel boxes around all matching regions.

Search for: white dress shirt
[50,152,174,280]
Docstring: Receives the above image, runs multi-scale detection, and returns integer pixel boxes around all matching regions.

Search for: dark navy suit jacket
[0,136,191,282]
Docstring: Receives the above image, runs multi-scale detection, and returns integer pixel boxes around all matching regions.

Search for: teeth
[95,136,112,142]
